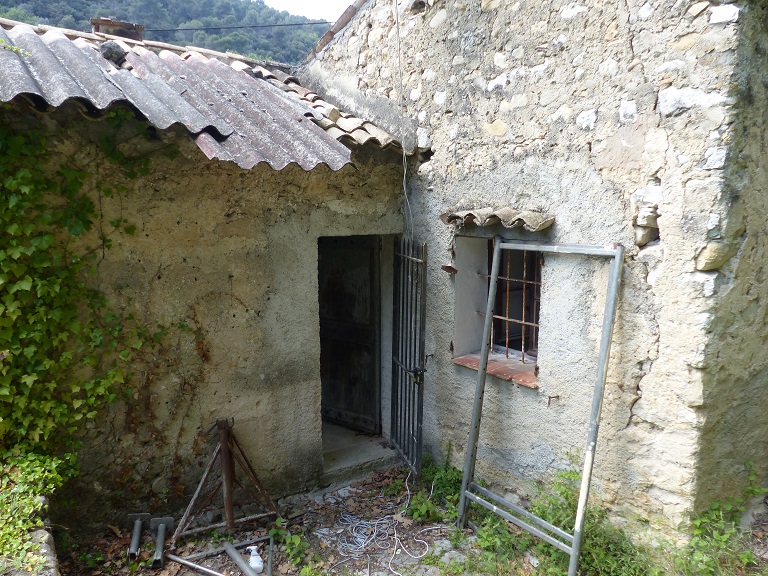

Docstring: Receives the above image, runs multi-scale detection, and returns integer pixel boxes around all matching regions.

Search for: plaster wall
[300,0,743,531]
[35,107,404,531]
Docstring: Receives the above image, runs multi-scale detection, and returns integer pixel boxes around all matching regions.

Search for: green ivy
[0,451,72,571]
[0,124,133,450]
[0,116,144,570]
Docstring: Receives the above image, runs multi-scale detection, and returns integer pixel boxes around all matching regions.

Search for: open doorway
[318,236,395,480]
[318,235,381,433]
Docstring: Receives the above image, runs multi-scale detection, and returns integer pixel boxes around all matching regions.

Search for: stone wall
[300,0,746,532]
[28,104,404,531]
[696,3,768,510]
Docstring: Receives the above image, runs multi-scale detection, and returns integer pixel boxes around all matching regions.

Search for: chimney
[90,17,144,41]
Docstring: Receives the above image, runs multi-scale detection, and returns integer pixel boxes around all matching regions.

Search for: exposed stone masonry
[301,0,755,535]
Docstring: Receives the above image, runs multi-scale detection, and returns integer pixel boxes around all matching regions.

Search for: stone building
[3,0,767,540]
[299,0,768,535]
[0,19,407,529]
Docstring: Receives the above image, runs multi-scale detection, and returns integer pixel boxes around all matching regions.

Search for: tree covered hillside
[0,0,330,64]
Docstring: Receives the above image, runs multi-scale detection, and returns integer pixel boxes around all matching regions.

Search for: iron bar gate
[457,237,624,576]
[391,237,427,480]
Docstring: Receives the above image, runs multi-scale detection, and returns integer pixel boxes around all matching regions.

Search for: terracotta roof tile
[440,208,555,232]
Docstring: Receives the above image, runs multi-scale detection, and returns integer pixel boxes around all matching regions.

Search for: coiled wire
[318,472,436,575]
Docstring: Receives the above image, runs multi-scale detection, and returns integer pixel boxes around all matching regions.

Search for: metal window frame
[457,237,625,576]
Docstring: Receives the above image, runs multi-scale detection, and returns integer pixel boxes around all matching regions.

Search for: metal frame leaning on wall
[456,236,625,576]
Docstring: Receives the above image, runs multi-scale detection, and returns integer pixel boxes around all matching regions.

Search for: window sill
[452,351,538,389]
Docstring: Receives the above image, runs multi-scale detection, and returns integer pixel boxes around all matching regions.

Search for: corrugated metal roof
[440,208,555,232]
[0,19,403,171]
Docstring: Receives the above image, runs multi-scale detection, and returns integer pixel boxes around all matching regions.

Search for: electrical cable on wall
[393,0,414,241]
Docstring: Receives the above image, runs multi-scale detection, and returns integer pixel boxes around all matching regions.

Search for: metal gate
[391,237,427,480]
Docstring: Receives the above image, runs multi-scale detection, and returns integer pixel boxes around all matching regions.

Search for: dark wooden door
[318,236,380,434]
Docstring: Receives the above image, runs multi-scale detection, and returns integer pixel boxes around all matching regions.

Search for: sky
[261,0,352,22]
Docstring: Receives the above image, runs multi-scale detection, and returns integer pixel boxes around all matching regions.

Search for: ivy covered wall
[0,99,403,556]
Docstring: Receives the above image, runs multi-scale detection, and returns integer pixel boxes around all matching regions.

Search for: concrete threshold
[320,421,400,487]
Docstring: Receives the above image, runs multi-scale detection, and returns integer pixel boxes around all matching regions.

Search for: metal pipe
[230,435,279,515]
[224,541,257,576]
[172,442,221,544]
[499,240,619,257]
[521,250,527,362]
[567,244,624,576]
[178,511,275,538]
[470,483,573,543]
[126,513,149,562]
[266,534,274,576]
[464,491,572,555]
[166,553,226,576]
[151,523,166,568]
[150,517,174,569]
[218,420,236,533]
[415,242,427,478]
[505,250,510,359]
[128,520,142,562]
[457,235,503,527]
[184,537,264,561]
[181,536,273,576]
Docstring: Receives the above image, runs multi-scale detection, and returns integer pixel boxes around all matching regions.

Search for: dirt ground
[56,466,512,576]
[56,465,768,576]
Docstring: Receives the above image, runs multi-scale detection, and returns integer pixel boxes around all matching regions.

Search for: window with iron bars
[488,241,542,365]
[451,236,542,388]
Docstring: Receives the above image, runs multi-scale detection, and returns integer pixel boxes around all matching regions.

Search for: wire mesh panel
[391,237,427,480]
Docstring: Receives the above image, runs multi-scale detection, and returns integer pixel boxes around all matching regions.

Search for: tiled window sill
[452,350,538,389]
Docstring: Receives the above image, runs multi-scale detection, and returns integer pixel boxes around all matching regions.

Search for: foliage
[414,457,659,576]
[674,462,767,576]
[407,490,443,523]
[421,451,463,520]
[0,0,329,64]
[269,517,310,566]
[0,451,72,571]
[0,113,147,570]
[383,476,404,497]
[526,468,660,576]
[476,516,530,559]
[412,451,768,576]
[0,122,137,453]
[404,452,464,523]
